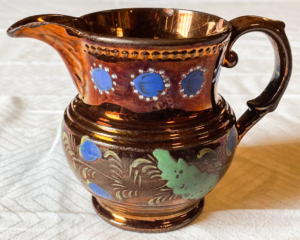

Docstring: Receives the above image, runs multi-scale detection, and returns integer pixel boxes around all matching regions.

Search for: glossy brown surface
[7,9,231,46]
[92,196,205,232]
[223,16,292,142]
[64,96,236,149]
[80,9,230,39]
[62,96,237,232]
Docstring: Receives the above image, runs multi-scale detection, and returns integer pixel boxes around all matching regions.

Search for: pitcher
[7,8,292,232]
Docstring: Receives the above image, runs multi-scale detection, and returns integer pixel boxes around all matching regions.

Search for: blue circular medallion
[92,68,113,91]
[182,71,204,95]
[133,73,164,97]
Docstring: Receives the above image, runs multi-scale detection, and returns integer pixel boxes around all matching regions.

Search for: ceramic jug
[7,8,292,232]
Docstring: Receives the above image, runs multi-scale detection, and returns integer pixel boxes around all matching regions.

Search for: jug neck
[7,13,230,113]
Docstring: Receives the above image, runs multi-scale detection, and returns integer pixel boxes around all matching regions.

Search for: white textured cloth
[0,0,299,239]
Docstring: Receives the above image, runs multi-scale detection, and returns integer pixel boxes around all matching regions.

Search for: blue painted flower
[133,73,164,97]
[227,127,238,153]
[182,70,204,95]
[79,136,102,161]
[89,183,112,199]
[92,68,113,91]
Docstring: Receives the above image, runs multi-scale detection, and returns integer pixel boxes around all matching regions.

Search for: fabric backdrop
[0,0,299,239]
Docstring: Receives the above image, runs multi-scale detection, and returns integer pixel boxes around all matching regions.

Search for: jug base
[92,196,204,233]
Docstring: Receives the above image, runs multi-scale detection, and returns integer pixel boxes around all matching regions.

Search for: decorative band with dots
[84,41,228,61]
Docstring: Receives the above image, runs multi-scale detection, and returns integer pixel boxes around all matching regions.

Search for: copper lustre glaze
[7,8,292,232]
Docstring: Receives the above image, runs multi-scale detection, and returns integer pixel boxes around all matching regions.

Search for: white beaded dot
[134,89,138,93]
[148,68,154,73]
[112,74,117,79]
[138,69,143,74]
[146,97,150,101]
[130,81,134,86]
[131,74,135,79]
[105,67,109,72]
[153,96,158,101]
[139,95,144,99]
[183,94,187,98]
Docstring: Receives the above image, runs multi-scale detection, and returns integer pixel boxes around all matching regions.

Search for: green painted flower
[153,149,219,200]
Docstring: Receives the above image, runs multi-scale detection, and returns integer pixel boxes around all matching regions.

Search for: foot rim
[92,196,205,233]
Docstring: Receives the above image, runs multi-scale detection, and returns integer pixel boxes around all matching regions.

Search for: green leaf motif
[153,149,219,200]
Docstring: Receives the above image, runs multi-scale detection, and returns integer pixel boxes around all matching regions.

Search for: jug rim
[7,8,232,46]
[80,8,232,46]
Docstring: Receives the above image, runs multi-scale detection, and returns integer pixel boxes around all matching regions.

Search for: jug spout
[7,14,85,97]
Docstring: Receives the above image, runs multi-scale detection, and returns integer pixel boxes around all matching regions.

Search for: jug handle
[223,16,292,143]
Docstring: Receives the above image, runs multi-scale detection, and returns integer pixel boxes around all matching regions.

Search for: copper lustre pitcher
[7,8,292,232]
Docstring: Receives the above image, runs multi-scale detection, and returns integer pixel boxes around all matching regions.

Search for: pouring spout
[7,15,48,37]
[7,14,85,97]
[7,14,80,38]
[7,14,81,38]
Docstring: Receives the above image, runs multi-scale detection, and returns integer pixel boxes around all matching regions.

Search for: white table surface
[0,0,299,239]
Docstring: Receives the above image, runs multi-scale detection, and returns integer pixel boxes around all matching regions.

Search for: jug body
[62,94,237,232]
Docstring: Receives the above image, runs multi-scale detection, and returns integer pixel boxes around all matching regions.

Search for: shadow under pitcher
[7,8,292,232]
